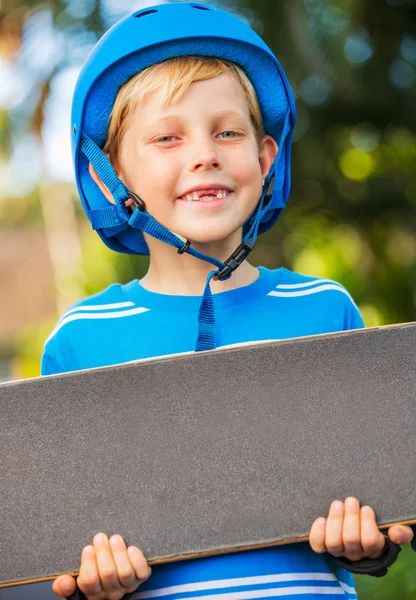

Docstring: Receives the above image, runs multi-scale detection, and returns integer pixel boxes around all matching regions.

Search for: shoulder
[267,268,364,331]
[41,282,141,374]
[274,268,359,307]
[46,282,135,341]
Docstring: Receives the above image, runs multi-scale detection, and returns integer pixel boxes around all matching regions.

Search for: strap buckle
[215,237,255,281]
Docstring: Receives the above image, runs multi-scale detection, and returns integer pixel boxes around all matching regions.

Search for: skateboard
[1,323,415,588]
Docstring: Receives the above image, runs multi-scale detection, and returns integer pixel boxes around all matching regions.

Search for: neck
[140,231,259,296]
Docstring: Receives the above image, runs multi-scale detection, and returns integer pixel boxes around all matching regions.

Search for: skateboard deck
[1,323,415,588]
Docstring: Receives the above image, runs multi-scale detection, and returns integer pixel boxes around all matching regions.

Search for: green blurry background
[1,0,415,597]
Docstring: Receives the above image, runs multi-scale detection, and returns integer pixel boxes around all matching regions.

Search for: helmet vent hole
[133,9,158,18]
[190,4,211,10]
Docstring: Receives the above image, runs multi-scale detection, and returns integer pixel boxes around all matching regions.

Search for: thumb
[52,574,77,598]
[387,524,414,545]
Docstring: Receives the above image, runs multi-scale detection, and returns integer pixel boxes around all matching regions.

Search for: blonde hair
[103,56,265,163]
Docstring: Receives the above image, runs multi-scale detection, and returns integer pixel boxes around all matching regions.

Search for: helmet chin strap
[126,192,191,256]
[126,175,276,280]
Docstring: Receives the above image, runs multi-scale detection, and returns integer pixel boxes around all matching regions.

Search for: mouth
[177,188,233,204]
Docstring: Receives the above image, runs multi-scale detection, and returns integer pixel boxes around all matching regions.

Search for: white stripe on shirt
[57,301,135,322]
[131,573,354,599]
[268,284,357,309]
[46,306,149,344]
[132,586,349,599]
[276,280,343,290]
[338,580,357,595]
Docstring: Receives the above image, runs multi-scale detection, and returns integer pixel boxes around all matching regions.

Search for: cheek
[122,154,179,203]
[238,161,263,201]
[234,147,263,181]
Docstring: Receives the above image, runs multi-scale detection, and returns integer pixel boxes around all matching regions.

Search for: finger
[309,517,327,553]
[52,574,77,598]
[342,497,362,560]
[360,505,386,558]
[325,500,345,557]
[387,524,415,545]
[127,546,152,582]
[77,545,102,599]
[109,535,140,592]
[93,533,122,596]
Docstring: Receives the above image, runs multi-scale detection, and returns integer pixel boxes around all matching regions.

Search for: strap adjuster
[177,240,191,255]
[127,189,145,211]
[215,237,255,281]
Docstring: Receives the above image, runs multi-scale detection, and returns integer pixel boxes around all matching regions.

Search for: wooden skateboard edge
[2,518,415,589]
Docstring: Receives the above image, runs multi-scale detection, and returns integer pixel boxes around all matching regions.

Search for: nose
[189,137,222,172]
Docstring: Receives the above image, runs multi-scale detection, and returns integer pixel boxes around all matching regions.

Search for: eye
[218,130,241,139]
[155,135,178,143]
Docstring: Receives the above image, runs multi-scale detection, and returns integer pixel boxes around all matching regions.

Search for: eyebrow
[145,110,249,130]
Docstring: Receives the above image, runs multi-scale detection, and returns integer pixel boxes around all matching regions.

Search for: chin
[179,219,243,243]
[186,229,242,247]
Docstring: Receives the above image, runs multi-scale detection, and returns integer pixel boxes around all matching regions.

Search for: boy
[42,3,414,599]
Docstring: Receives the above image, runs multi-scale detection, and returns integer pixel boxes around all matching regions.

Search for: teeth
[182,190,229,201]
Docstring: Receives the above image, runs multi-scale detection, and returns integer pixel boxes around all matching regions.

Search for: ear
[89,162,135,208]
[258,135,279,181]
[88,162,116,204]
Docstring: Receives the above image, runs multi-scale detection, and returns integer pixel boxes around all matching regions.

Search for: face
[113,73,277,247]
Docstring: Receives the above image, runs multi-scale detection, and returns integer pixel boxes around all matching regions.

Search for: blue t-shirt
[42,267,364,599]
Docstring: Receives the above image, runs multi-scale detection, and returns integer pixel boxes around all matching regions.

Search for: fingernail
[346,497,358,507]
[94,533,106,544]
[396,534,404,544]
[332,500,343,511]
[127,546,139,556]
[317,517,326,526]
[83,545,94,555]
[110,534,123,545]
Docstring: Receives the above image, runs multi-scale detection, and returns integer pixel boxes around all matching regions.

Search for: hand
[52,533,151,600]
[309,496,414,561]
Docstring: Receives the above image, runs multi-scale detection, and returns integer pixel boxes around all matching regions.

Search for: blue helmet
[71,2,296,257]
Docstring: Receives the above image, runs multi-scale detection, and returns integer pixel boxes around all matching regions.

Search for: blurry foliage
[355,544,416,598]
[80,219,149,297]
[248,0,416,333]
[17,317,56,379]
[1,0,415,595]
